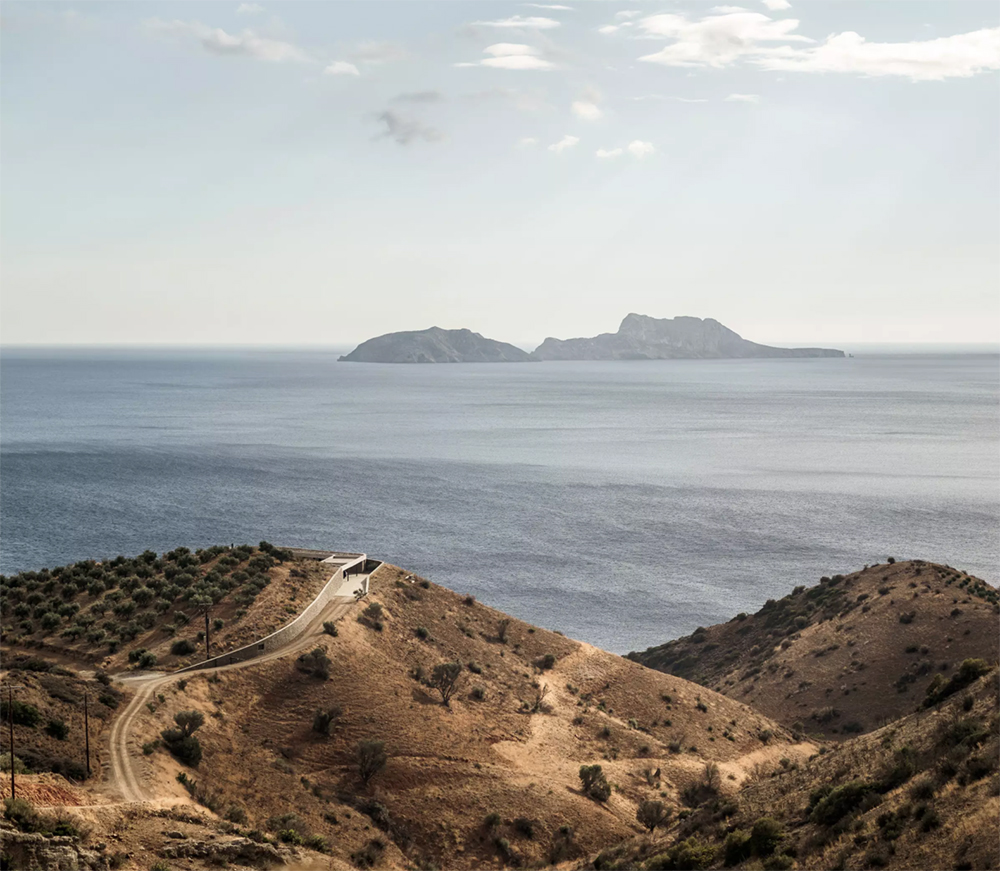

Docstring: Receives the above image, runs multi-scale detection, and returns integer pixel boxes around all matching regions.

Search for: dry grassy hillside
[118,564,804,870]
[579,666,999,871]
[632,560,999,739]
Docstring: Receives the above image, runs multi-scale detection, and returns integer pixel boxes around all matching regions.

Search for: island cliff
[339,327,533,363]
[532,314,845,360]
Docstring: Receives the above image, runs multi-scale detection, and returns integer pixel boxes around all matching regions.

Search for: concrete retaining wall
[175,553,368,673]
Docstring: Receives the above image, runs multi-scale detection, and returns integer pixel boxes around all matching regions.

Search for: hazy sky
[2,1,998,347]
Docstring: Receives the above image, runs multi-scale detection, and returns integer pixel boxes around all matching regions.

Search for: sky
[2,1,998,348]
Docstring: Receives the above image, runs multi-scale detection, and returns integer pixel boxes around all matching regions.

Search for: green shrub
[44,719,69,741]
[648,838,717,870]
[0,700,41,728]
[636,799,671,832]
[749,817,783,857]
[312,705,343,736]
[810,781,878,825]
[357,739,387,785]
[297,647,331,680]
[579,764,611,802]
[723,830,751,866]
[513,817,534,838]
[170,639,196,656]
[322,621,338,637]
[923,659,992,708]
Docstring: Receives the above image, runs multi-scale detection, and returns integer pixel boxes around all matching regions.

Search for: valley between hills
[0,546,996,871]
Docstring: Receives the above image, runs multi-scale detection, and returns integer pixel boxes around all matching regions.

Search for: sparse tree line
[0,543,296,655]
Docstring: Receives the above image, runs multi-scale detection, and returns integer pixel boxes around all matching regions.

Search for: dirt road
[107,592,361,803]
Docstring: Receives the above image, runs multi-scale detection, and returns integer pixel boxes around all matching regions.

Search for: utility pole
[83,688,91,777]
[204,610,211,660]
[2,685,25,799]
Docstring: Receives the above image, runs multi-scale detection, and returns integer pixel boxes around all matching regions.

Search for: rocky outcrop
[339,328,533,363]
[532,314,845,360]
[0,828,108,870]
[160,836,286,865]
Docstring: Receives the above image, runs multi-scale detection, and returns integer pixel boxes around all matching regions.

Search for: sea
[1,349,997,654]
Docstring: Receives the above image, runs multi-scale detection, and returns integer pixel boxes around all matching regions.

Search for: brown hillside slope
[118,564,807,870]
[631,560,999,739]
[580,666,999,871]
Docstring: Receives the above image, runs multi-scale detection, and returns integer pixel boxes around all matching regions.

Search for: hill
[2,549,804,871]
[630,560,999,740]
[533,314,845,360]
[1,549,996,871]
[581,664,999,871]
[339,327,534,363]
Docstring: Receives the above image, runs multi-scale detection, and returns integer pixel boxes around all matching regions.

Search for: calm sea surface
[1,350,997,653]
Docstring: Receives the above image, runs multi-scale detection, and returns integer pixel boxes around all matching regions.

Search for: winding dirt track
[107,593,360,803]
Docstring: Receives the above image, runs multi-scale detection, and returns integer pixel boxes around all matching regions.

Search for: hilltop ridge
[338,327,534,363]
[533,313,845,360]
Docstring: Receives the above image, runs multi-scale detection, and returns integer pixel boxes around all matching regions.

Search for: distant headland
[338,327,534,364]
[339,315,845,363]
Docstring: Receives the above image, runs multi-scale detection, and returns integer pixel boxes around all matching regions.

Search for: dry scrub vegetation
[633,560,999,740]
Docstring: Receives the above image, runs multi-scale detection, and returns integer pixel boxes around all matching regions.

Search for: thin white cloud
[571,87,602,121]
[518,136,539,147]
[572,100,602,120]
[458,44,556,70]
[548,134,579,153]
[638,11,811,68]
[725,92,760,102]
[627,140,655,158]
[636,9,1000,80]
[236,3,264,14]
[145,18,310,63]
[522,3,574,9]
[712,6,749,12]
[391,90,444,103]
[324,60,360,76]
[756,27,1000,80]
[350,41,408,65]
[598,25,621,35]
[616,10,642,20]
[762,0,791,10]
[471,15,561,30]
[596,147,623,159]
[375,111,444,145]
[632,94,710,103]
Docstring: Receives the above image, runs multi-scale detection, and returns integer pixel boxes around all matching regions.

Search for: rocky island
[532,313,845,360]
[338,327,533,363]
[340,315,844,363]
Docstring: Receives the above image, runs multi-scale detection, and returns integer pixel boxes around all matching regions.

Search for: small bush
[539,653,556,670]
[810,781,878,825]
[513,817,534,838]
[0,701,41,728]
[749,817,783,857]
[312,705,343,736]
[357,739,387,785]
[171,639,196,656]
[637,799,671,832]
[483,812,501,830]
[579,764,611,802]
[415,626,430,640]
[429,661,463,706]
[297,647,331,680]
[44,719,69,741]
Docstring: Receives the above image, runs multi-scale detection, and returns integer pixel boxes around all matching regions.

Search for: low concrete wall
[175,553,368,673]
